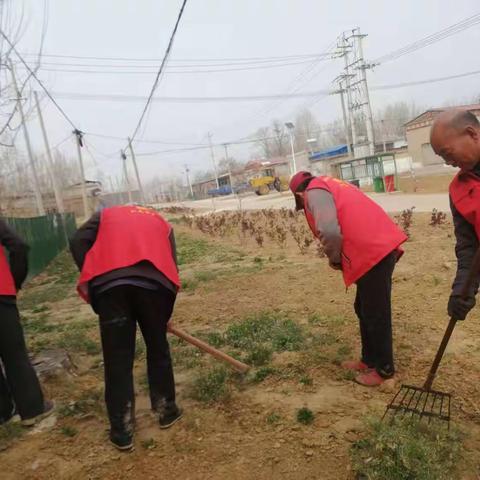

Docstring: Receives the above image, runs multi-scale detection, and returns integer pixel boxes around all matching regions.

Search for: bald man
[431,109,480,320]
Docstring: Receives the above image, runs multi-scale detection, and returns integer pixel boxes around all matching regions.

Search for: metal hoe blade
[383,384,451,427]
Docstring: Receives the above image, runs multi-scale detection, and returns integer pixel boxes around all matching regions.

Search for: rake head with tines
[384,247,480,427]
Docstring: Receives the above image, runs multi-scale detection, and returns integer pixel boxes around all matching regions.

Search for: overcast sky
[8,0,480,187]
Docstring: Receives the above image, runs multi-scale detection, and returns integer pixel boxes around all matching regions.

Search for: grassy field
[1,209,480,479]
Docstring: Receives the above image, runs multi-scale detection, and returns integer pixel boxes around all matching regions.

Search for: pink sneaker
[341,360,369,372]
[355,369,386,387]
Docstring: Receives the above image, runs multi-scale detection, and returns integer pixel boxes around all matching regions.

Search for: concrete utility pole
[184,164,193,198]
[355,28,375,155]
[74,129,90,218]
[127,137,146,204]
[223,143,233,188]
[34,91,65,214]
[121,150,133,204]
[10,62,45,215]
[285,122,296,174]
[339,34,358,153]
[337,83,353,158]
[207,132,220,188]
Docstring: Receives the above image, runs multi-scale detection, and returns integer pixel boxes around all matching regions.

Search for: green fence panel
[3,213,77,277]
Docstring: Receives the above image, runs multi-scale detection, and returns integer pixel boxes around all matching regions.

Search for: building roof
[243,157,288,172]
[309,144,348,162]
[405,103,480,131]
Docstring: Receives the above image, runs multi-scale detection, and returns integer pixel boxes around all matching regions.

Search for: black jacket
[0,220,29,303]
[450,163,480,296]
[69,211,178,296]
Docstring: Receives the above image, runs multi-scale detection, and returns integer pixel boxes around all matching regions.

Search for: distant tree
[271,120,288,157]
[253,127,272,159]
[294,108,320,151]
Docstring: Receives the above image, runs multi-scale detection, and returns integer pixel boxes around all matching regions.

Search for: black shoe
[110,429,134,451]
[0,404,16,425]
[21,400,55,427]
[159,406,183,429]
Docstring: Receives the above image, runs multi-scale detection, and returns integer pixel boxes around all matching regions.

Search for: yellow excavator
[249,168,289,195]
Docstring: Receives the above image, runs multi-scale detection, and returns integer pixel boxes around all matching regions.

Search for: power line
[372,68,480,90]
[128,0,188,146]
[14,58,324,75]
[0,28,78,130]
[48,67,480,105]
[53,89,332,103]
[85,131,208,146]
[373,13,480,64]
[18,55,335,69]
[17,51,336,63]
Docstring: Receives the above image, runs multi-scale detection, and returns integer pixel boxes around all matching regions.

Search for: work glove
[447,294,476,320]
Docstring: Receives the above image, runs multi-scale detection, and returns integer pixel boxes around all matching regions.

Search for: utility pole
[355,28,375,155]
[339,34,357,154]
[337,83,353,158]
[10,62,45,215]
[381,119,387,152]
[34,91,65,214]
[184,164,194,198]
[74,129,90,218]
[223,143,233,189]
[127,137,146,204]
[207,132,220,188]
[285,122,296,174]
[121,150,133,204]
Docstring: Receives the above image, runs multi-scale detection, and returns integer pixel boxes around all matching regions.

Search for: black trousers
[94,285,176,432]
[0,303,44,420]
[354,252,396,378]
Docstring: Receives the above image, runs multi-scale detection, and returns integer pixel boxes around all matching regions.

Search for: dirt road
[154,191,449,213]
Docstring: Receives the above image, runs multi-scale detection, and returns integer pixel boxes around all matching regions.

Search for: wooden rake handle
[168,325,250,374]
[424,246,480,390]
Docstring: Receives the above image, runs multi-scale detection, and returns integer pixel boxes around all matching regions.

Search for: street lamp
[285,122,296,175]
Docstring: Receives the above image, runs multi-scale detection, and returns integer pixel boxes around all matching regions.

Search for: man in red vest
[430,109,480,320]
[70,205,181,451]
[0,219,54,425]
[289,172,407,386]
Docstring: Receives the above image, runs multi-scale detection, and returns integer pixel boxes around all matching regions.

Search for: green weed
[0,422,23,449]
[31,304,50,314]
[22,315,58,334]
[172,345,203,369]
[196,331,225,348]
[225,311,303,353]
[266,412,281,425]
[253,367,276,383]
[299,375,313,386]
[57,330,100,355]
[141,438,157,450]
[334,345,352,364]
[245,345,273,366]
[60,426,78,437]
[351,416,462,480]
[296,407,315,425]
[191,367,229,403]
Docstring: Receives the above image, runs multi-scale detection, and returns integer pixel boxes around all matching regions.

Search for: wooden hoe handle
[168,326,250,374]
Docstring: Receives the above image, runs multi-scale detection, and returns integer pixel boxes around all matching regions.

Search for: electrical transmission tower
[335,28,375,157]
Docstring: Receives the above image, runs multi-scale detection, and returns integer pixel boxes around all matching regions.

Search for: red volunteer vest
[77,206,180,303]
[0,247,16,296]
[449,172,480,239]
[304,176,407,287]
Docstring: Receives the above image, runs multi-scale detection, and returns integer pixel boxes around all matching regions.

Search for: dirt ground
[1,211,480,479]
[397,172,456,194]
